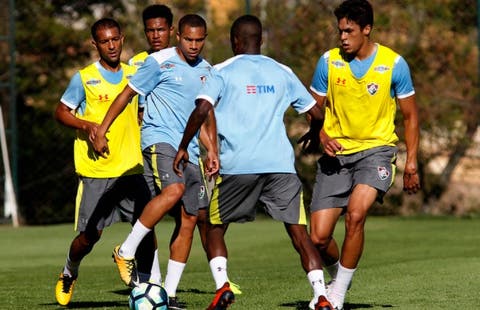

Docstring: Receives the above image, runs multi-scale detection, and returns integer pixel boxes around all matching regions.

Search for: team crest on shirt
[377,166,390,180]
[200,75,207,84]
[367,82,379,95]
[160,63,175,70]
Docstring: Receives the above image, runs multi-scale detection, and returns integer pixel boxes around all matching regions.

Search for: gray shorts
[210,173,307,225]
[142,143,209,216]
[310,146,397,212]
[75,174,150,231]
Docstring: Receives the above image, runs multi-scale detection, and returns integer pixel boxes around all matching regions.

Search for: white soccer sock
[307,269,327,300]
[325,261,339,280]
[149,250,162,285]
[209,256,228,290]
[330,264,356,306]
[164,259,186,297]
[119,220,151,258]
[63,255,80,278]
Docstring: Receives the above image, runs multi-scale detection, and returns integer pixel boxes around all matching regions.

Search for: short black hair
[91,18,121,41]
[334,0,374,29]
[178,14,207,34]
[142,4,173,28]
[230,15,262,46]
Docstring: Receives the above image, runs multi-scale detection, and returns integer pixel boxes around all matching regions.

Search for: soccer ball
[129,282,169,310]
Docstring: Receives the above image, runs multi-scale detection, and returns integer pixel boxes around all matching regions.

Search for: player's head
[176,14,207,65]
[230,15,262,55]
[334,0,373,56]
[334,0,373,30]
[142,4,174,52]
[91,18,124,68]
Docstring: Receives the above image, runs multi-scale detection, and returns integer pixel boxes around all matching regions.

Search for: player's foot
[112,245,139,287]
[326,279,351,295]
[168,296,186,310]
[206,282,235,310]
[227,280,242,295]
[314,295,333,310]
[55,272,77,306]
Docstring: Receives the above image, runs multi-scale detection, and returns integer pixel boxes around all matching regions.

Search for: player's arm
[174,98,214,176]
[55,103,98,137]
[299,93,325,154]
[92,85,138,157]
[398,94,420,194]
[199,108,219,178]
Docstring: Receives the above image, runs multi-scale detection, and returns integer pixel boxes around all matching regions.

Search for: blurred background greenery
[0,0,478,224]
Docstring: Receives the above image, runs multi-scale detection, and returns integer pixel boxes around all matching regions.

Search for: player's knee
[310,232,331,250]
[165,183,186,200]
[345,210,367,229]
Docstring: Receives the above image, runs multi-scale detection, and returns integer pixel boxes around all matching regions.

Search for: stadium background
[0,0,478,225]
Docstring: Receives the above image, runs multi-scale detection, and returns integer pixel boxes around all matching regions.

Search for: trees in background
[7,0,478,223]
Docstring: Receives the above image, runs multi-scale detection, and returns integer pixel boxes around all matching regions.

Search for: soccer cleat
[227,280,242,295]
[168,296,186,310]
[55,273,77,306]
[314,295,333,310]
[112,245,139,287]
[206,282,235,310]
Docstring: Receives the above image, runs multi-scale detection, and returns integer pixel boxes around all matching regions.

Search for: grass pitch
[0,216,479,309]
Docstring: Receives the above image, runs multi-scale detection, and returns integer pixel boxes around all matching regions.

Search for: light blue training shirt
[128,47,212,164]
[197,54,316,175]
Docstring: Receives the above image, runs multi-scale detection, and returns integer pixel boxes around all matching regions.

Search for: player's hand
[320,128,343,157]
[173,148,189,177]
[403,170,420,194]
[86,122,99,143]
[204,150,219,180]
[298,129,320,154]
[92,132,110,159]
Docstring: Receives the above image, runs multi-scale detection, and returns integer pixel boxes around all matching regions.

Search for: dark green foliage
[4,0,479,223]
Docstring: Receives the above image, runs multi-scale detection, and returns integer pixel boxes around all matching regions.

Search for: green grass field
[1,216,479,309]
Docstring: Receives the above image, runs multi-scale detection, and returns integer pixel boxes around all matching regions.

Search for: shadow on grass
[111,288,131,296]
[178,287,211,295]
[280,301,395,309]
[41,300,127,308]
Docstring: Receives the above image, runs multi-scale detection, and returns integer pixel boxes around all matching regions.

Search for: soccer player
[129,4,174,68]
[54,18,157,306]
[92,14,218,309]
[173,15,333,310]
[305,0,421,309]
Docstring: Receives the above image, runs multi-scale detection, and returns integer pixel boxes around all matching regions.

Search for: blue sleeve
[288,71,316,114]
[392,56,415,98]
[129,56,162,96]
[310,53,329,95]
[60,72,85,111]
[196,68,223,106]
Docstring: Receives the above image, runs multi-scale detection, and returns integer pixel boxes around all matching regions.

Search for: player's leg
[331,146,397,309]
[206,223,235,310]
[119,173,160,284]
[163,205,196,309]
[206,174,260,309]
[114,144,185,286]
[56,177,114,305]
[284,224,332,310]
[310,208,343,279]
[262,173,332,310]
